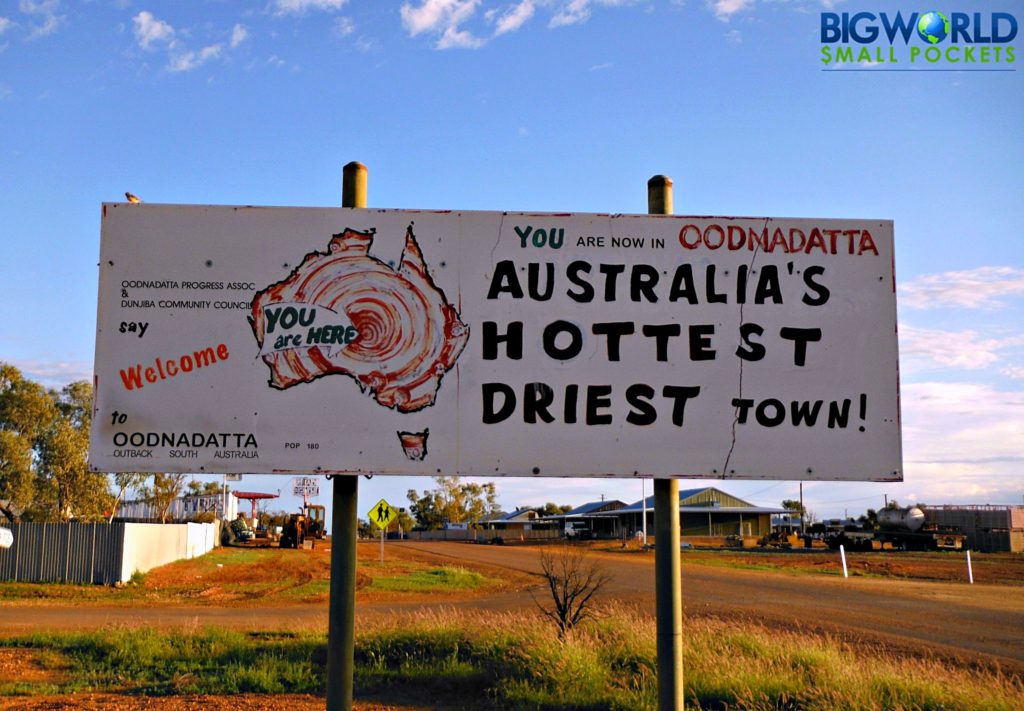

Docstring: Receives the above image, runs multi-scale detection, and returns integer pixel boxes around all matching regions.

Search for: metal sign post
[649,175,684,711]
[325,161,367,711]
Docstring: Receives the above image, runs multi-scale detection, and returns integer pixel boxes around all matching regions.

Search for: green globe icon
[917,11,950,44]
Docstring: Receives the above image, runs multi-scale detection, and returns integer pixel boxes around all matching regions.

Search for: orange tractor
[280,504,326,548]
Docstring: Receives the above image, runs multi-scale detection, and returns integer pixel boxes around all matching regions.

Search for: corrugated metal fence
[0,522,125,585]
[0,521,220,585]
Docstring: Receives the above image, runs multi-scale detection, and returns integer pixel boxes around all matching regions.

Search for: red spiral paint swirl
[250,226,469,413]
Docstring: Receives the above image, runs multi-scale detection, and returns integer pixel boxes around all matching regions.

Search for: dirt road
[2,541,1021,671]
[393,542,1024,669]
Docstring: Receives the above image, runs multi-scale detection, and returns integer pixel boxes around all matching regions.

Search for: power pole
[642,478,648,545]
[799,481,805,534]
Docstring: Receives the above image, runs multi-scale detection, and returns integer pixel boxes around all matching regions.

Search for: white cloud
[132,14,244,74]
[133,10,175,50]
[401,0,485,49]
[230,23,249,48]
[168,43,223,73]
[272,0,348,15]
[7,359,92,388]
[354,36,378,52]
[707,0,753,22]
[0,17,13,34]
[20,0,64,40]
[268,54,287,67]
[401,0,480,36]
[898,324,1021,372]
[590,61,612,70]
[1002,366,1024,381]
[547,0,645,29]
[899,381,1024,497]
[899,266,1024,310]
[437,24,485,48]
[398,0,639,43]
[724,28,742,44]
[549,0,591,27]
[333,16,355,36]
[493,0,534,35]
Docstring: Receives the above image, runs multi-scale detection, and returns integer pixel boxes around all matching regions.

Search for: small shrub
[534,546,611,637]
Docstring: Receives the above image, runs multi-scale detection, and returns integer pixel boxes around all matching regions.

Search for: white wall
[120,522,217,583]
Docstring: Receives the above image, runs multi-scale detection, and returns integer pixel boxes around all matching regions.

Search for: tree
[141,473,188,523]
[538,502,573,517]
[0,364,56,521]
[1,367,111,522]
[859,508,878,529]
[187,480,226,497]
[781,499,806,517]
[0,430,34,523]
[534,546,611,638]
[33,380,112,522]
[109,473,147,523]
[394,508,415,534]
[407,476,500,529]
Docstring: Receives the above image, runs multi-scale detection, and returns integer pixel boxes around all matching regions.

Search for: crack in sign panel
[490,212,506,265]
[720,217,769,478]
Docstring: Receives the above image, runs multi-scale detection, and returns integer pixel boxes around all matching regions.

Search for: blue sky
[1,0,1022,522]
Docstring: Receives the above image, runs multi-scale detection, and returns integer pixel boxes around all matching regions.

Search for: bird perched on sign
[125,192,141,204]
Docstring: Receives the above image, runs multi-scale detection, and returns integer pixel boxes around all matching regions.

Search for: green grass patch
[1,611,1022,709]
[194,548,272,568]
[277,579,332,601]
[368,565,492,592]
[0,628,322,696]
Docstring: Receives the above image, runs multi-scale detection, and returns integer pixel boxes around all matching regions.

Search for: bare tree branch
[533,545,611,637]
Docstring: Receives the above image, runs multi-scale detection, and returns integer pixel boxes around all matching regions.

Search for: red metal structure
[232,491,279,522]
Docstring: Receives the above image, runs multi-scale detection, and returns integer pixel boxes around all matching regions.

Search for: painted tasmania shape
[250,225,469,413]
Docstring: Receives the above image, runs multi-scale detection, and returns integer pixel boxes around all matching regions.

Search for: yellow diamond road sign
[368,499,396,530]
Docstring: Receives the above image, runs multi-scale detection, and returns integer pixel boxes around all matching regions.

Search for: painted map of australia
[249,225,469,414]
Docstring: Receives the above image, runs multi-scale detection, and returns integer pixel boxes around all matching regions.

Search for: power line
[743,481,786,500]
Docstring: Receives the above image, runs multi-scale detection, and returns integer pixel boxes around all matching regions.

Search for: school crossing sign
[368,499,396,531]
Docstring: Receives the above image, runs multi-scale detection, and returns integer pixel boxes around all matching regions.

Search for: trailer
[824,506,966,552]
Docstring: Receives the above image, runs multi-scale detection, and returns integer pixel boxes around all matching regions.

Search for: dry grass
[2,607,1021,709]
[357,607,1024,710]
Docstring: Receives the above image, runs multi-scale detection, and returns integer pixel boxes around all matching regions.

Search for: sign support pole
[326,161,367,711]
[649,175,684,711]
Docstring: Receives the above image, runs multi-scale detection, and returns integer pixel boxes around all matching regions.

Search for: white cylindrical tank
[0,527,12,549]
[877,506,926,532]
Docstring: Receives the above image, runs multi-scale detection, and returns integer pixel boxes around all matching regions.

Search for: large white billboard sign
[90,205,901,481]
